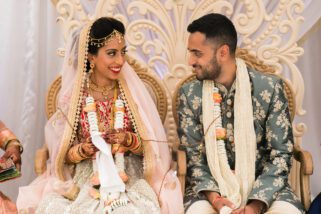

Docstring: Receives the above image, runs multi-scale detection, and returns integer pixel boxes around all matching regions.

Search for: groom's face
[187,32,221,81]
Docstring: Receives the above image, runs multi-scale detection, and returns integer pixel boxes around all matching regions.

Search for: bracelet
[5,139,23,153]
[78,143,91,159]
[129,134,143,154]
[125,132,133,147]
[0,129,17,150]
[67,144,85,163]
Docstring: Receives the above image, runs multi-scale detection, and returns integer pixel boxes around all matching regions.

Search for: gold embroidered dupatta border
[118,77,154,184]
[54,24,90,181]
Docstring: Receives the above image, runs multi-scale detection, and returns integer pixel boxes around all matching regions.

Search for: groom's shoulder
[248,67,282,92]
[180,79,202,94]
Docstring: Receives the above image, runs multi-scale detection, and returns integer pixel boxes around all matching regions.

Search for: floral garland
[84,86,129,212]
[212,87,227,155]
[212,86,233,214]
[113,99,129,182]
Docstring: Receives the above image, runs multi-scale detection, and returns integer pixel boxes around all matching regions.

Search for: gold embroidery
[55,22,93,181]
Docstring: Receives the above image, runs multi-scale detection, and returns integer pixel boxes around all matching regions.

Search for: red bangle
[211,195,222,207]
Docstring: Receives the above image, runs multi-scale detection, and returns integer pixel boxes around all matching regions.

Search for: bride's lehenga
[35,96,160,214]
[36,157,160,214]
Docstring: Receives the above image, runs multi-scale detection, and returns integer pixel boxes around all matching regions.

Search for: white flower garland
[212,87,229,163]
[86,96,100,136]
[114,99,127,178]
[85,95,128,212]
[212,87,233,214]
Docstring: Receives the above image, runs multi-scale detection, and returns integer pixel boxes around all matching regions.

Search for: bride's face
[91,37,127,81]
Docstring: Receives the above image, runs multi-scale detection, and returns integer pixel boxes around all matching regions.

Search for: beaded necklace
[99,87,118,133]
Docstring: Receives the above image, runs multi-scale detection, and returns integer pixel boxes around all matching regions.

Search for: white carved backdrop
[53,0,306,197]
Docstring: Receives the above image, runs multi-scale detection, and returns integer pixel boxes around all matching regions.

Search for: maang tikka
[89,29,124,47]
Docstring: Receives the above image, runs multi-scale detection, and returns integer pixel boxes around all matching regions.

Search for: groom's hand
[204,191,236,212]
[231,200,266,214]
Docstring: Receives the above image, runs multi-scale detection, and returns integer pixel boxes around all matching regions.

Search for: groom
[177,13,304,214]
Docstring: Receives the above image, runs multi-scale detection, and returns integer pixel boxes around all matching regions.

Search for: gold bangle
[125,132,133,147]
[78,143,90,159]
[5,139,23,153]
[130,135,143,154]
[68,145,83,163]
[0,128,18,149]
[0,127,7,132]
[127,134,137,150]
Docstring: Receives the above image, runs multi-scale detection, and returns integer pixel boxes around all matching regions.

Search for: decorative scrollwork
[55,0,89,42]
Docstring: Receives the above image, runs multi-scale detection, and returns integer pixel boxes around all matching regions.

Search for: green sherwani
[177,67,304,212]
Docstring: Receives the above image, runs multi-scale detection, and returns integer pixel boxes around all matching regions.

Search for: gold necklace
[89,78,115,96]
[95,83,118,132]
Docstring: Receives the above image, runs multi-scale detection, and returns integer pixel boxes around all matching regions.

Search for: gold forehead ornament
[89,29,124,47]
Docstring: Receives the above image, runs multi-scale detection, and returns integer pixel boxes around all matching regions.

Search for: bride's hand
[81,137,99,157]
[105,129,130,145]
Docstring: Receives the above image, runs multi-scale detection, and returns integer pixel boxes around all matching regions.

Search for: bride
[17,17,183,214]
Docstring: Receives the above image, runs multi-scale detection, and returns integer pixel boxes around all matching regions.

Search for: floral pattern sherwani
[177,68,304,213]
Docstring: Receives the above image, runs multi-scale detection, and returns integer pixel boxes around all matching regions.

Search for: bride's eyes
[106,49,127,57]
[121,50,128,56]
[106,51,116,56]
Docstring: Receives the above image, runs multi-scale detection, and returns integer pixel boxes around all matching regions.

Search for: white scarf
[202,58,256,210]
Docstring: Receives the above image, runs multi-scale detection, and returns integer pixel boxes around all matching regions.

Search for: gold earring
[89,62,95,74]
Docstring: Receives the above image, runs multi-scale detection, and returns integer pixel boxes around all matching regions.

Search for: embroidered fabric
[72,159,93,187]
[79,91,130,141]
[35,154,159,214]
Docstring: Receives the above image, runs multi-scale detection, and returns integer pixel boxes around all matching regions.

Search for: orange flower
[114,106,125,112]
[119,171,129,183]
[89,188,100,199]
[90,173,100,186]
[84,103,96,112]
[213,93,222,103]
[112,144,128,154]
[216,128,226,140]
